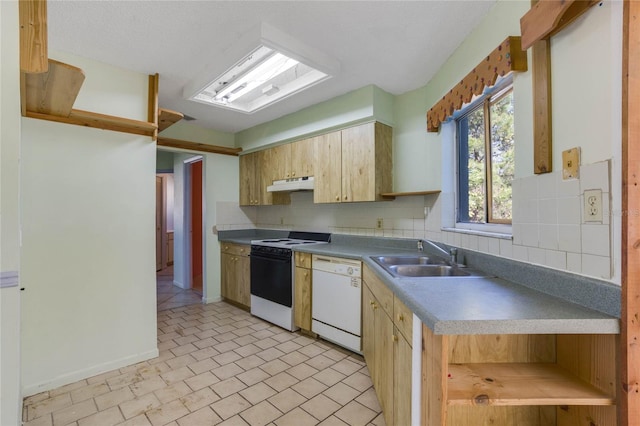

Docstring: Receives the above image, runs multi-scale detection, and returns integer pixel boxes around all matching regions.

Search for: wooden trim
[380,190,441,199]
[158,108,184,132]
[157,136,242,156]
[426,37,527,132]
[483,98,493,223]
[532,38,553,174]
[621,1,640,423]
[520,0,599,50]
[24,109,158,137]
[19,0,47,73]
[148,74,159,141]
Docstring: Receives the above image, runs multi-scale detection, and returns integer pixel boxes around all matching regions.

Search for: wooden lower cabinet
[394,328,412,426]
[294,252,312,331]
[422,326,617,426]
[220,243,250,308]
[362,266,411,425]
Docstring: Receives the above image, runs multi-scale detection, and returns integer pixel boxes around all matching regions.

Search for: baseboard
[22,348,159,397]
[204,296,222,304]
[173,279,188,289]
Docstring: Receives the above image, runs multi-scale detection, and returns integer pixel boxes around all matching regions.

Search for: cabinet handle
[392,334,398,342]
[336,195,340,201]
[292,172,296,177]
[286,173,290,178]
[344,196,348,200]
[398,314,404,322]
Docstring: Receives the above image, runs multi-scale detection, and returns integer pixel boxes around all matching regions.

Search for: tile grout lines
[23,300,385,426]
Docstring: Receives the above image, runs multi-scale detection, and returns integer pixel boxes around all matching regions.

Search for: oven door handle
[250,253,291,263]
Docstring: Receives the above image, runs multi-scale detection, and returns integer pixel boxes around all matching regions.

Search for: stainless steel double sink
[371,255,486,278]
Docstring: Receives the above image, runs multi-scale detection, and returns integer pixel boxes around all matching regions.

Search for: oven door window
[250,253,293,307]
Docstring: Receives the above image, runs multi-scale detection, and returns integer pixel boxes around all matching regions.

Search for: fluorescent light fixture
[186,23,340,114]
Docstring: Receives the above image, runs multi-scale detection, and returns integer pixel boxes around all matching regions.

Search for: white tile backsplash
[581,224,610,257]
[538,224,559,250]
[557,197,581,225]
[581,253,612,279]
[567,252,582,273]
[528,247,546,265]
[580,160,610,193]
[545,250,567,270]
[215,159,613,282]
[558,224,582,253]
[538,198,558,224]
[509,159,612,279]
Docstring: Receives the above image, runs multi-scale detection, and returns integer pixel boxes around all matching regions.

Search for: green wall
[234,85,395,152]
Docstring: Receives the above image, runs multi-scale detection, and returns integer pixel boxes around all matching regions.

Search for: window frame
[455,77,514,227]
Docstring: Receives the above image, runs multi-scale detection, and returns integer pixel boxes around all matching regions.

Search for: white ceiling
[47,0,496,133]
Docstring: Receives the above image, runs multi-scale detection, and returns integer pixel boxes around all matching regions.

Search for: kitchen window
[456,78,514,227]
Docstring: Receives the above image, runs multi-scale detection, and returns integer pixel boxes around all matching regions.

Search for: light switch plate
[562,147,580,180]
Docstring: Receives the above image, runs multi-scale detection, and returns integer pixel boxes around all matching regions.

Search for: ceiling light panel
[186,23,339,114]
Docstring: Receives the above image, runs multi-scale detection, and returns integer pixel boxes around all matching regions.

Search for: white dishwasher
[311,255,362,353]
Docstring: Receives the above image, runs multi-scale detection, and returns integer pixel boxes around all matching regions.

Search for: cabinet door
[239,153,258,206]
[313,131,342,203]
[270,144,291,179]
[375,307,394,425]
[362,284,376,370]
[236,255,251,307]
[294,266,312,330]
[341,122,376,202]
[220,252,236,300]
[259,149,290,206]
[394,330,412,426]
[291,137,314,178]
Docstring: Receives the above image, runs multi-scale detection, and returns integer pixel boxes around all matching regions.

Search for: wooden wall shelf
[23,59,85,116]
[157,136,242,157]
[25,109,158,137]
[158,108,183,132]
[380,190,441,199]
[447,363,616,407]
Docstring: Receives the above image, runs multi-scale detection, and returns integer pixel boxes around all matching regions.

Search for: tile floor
[156,267,202,311]
[23,300,384,426]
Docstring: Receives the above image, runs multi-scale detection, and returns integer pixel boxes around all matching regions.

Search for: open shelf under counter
[447,362,615,407]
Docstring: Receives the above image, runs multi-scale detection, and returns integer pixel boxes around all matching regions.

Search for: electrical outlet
[584,189,603,222]
[376,218,383,229]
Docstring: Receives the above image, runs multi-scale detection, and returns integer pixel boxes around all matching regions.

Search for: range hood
[267,176,314,192]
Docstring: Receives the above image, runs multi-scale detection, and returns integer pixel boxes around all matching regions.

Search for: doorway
[184,156,205,297]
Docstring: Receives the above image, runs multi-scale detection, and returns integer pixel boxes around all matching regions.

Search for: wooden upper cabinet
[290,138,314,178]
[315,122,392,204]
[269,144,291,180]
[313,130,343,203]
[342,122,392,203]
[259,148,290,206]
[268,138,314,180]
[242,121,391,205]
[239,152,260,206]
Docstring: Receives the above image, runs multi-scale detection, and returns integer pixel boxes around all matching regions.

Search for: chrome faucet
[421,240,462,266]
[422,240,450,258]
[449,248,458,265]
